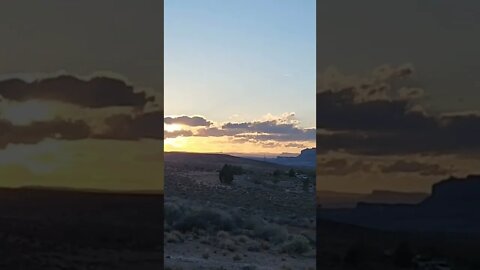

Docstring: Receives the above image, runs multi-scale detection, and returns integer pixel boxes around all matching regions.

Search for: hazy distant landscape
[249,148,316,169]
[164,152,316,270]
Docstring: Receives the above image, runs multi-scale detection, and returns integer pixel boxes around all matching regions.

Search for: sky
[164,0,316,156]
[0,1,163,191]
[317,0,480,193]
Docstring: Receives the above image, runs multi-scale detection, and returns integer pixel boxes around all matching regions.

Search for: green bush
[219,164,234,184]
[245,216,288,244]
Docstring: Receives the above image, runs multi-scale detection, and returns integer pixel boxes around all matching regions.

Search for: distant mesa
[270,148,316,168]
[318,175,480,233]
[240,148,316,168]
[423,174,480,207]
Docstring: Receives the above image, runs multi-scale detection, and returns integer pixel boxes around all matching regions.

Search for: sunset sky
[164,0,316,156]
[317,0,480,193]
[0,1,163,191]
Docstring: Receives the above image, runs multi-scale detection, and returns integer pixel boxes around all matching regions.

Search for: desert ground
[0,188,163,269]
[164,152,316,270]
[317,217,480,270]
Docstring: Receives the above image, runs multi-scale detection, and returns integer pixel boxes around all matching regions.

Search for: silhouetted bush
[219,164,234,184]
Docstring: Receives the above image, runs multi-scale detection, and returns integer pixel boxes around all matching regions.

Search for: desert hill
[165,151,289,173]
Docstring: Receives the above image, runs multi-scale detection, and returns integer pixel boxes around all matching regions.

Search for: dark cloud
[219,119,315,142]
[0,108,166,149]
[222,120,308,135]
[180,117,316,144]
[0,118,91,149]
[195,127,239,137]
[164,116,212,127]
[316,116,480,155]
[164,130,194,139]
[234,129,315,142]
[96,110,164,140]
[317,65,480,155]
[0,75,155,108]
[379,160,453,176]
[317,158,372,176]
[165,115,315,144]
[222,122,250,129]
[317,88,438,132]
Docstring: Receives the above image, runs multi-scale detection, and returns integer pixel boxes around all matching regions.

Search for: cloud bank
[164,113,315,149]
[317,64,480,155]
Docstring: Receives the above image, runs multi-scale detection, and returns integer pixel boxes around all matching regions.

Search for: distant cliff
[319,175,480,233]
[271,148,316,168]
[423,174,480,207]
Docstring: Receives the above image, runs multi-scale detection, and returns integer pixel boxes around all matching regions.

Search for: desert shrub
[164,201,186,225]
[199,236,211,245]
[247,242,261,252]
[165,231,184,243]
[174,207,236,232]
[202,251,210,259]
[219,238,237,252]
[281,234,311,254]
[243,215,262,230]
[235,235,249,244]
[244,216,288,244]
[288,168,296,177]
[219,164,234,184]
[256,223,288,244]
[232,253,242,261]
[216,230,230,239]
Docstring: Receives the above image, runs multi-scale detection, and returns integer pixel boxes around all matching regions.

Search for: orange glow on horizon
[164,136,314,155]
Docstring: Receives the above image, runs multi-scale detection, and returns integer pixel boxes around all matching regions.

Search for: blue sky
[165,0,316,127]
